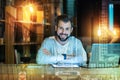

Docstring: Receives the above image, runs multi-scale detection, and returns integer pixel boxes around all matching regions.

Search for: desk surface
[0,64,120,80]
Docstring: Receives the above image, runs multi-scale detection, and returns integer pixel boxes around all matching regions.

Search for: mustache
[59,33,68,36]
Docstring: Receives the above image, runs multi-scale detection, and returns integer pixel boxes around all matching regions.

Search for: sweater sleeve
[36,38,64,64]
[72,39,87,63]
[59,39,87,64]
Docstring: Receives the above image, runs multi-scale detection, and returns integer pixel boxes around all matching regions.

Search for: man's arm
[59,48,87,64]
[36,38,64,64]
[36,48,64,64]
[57,39,87,64]
[69,39,87,64]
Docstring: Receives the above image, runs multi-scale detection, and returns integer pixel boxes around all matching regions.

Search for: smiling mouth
[57,33,70,41]
[60,35,67,39]
[61,34,66,37]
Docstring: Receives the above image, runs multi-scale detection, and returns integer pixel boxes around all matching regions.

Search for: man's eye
[59,27,63,29]
[59,27,63,30]
[66,28,70,30]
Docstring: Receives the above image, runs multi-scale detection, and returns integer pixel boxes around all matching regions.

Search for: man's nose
[62,29,66,33]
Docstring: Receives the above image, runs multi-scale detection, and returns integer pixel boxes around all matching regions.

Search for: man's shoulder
[69,36,80,41]
[69,36,83,45]
[44,36,55,41]
[46,36,55,39]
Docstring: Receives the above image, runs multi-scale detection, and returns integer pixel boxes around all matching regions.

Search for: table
[0,64,120,80]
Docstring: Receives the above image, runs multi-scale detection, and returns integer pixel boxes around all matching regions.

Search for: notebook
[51,63,80,68]
[88,43,120,68]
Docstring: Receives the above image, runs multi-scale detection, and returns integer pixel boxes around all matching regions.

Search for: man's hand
[62,54,75,60]
[66,54,75,59]
[42,49,51,55]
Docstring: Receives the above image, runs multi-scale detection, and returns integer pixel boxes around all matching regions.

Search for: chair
[15,49,21,64]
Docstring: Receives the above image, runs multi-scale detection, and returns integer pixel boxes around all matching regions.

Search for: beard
[57,33,70,42]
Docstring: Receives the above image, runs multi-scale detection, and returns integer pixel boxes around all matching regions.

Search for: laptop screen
[88,43,120,68]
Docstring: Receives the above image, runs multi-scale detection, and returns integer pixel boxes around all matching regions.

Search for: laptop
[88,43,120,68]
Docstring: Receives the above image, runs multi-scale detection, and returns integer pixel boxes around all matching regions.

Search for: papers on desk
[55,71,80,76]
[27,65,43,68]
[51,63,80,68]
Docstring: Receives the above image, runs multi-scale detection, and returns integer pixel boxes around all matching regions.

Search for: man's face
[56,20,73,41]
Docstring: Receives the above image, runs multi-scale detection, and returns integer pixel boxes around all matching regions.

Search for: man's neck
[55,36,68,45]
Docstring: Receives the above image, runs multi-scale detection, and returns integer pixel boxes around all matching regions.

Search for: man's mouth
[60,34,67,38]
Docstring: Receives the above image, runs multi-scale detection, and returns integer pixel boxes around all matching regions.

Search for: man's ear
[71,27,73,33]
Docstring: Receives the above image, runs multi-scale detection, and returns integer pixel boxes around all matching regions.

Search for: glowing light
[24,4,35,13]
[113,30,116,35]
[22,4,36,21]
[98,28,101,36]
[29,5,34,13]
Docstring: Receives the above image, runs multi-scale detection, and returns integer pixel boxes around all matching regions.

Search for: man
[36,14,87,65]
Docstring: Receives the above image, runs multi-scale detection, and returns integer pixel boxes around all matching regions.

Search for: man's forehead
[58,21,71,27]
[58,20,70,24]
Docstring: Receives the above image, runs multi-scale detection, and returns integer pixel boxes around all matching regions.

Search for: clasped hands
[42,48,74,60]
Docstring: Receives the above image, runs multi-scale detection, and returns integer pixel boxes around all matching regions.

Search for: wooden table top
[0,64,120,80]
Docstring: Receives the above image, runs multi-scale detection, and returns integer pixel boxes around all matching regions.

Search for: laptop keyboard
[80,74,120,80]
[88,62,119,68]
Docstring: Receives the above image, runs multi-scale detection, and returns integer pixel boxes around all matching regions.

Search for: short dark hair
[55,14,73,27]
